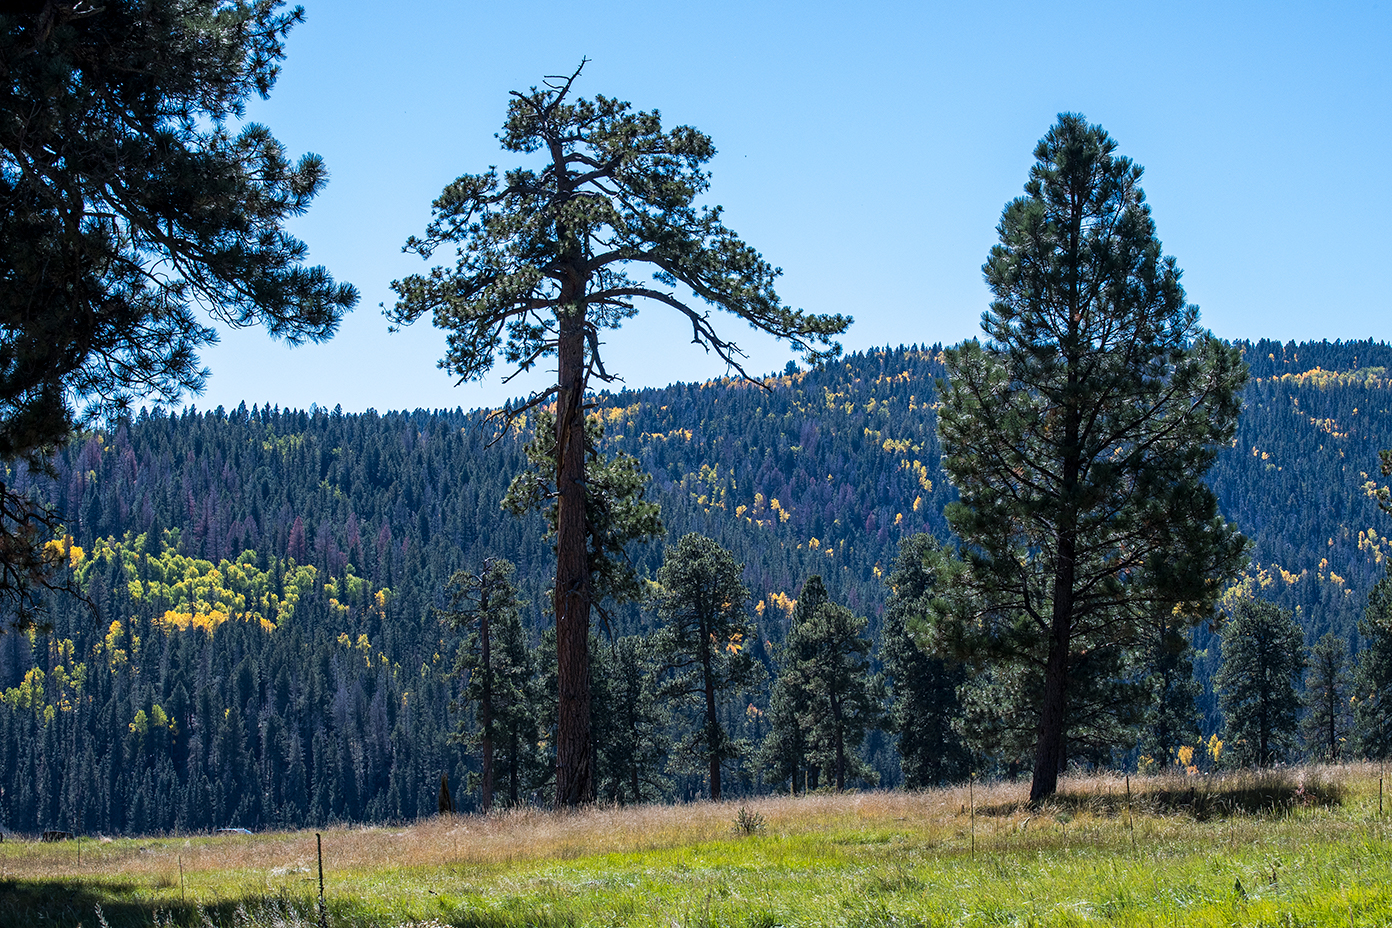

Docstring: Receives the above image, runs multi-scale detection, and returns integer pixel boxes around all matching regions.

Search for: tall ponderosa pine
[880,535,970,787]
[651,533,762,800]
[0,1,357,622]
[389,64,848,804]
[1214,594,1304,768]
[931,115,1248,802]
[1355,568,1392,758]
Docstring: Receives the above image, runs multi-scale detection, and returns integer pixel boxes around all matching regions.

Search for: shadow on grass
[1,877,150,928]
[0,878,623,928]
[0,880,319,928]
[978,768,1346,821]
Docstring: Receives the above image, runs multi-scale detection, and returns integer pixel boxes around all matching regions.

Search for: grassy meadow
[2,765,1390,927]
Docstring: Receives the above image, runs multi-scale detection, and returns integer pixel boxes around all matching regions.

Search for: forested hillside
[1,339,1389,834]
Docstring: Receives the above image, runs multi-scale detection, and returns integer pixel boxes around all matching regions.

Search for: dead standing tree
[389,63,849,804]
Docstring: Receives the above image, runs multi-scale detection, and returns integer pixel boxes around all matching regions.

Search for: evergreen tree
[1215,594,1304,767]
[389,64,848,804]
[1135,611,1204,768]
[502,410,662,625]
[789,596,882,791]
[651,534,763,800]
[1302,631,1351,762]
[761,576,881,791]
[931,114,1248,801]
[592,634,670,804]
[0,1,356,621]
[1355,568,1392,758]
[442,558,539,811]
[879,534,969,788]
[759,670,812,793]
[759,575,828,792]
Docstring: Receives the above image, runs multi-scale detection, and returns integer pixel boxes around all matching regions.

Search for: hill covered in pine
[1,338,1390,834]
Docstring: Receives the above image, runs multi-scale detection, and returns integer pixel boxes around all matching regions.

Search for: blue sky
[191,0,1391,414]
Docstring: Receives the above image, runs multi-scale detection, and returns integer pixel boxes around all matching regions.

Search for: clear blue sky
[190,0,1391,415]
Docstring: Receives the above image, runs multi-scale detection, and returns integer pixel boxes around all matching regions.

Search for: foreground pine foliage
[1,764,1388,927]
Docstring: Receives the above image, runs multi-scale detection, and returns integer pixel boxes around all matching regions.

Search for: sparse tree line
[441,532,1392,813]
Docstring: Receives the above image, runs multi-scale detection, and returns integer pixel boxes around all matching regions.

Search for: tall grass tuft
[731,806,766,836]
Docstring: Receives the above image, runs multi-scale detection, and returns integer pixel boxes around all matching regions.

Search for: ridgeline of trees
[0,338,1390,832]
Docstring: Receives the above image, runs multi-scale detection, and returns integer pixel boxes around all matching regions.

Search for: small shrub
[732,806,765,836]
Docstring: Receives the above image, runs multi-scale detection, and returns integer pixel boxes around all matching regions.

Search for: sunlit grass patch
[2,763,1389,926]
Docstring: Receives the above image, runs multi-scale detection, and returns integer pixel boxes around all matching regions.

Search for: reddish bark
[553,304,594,806]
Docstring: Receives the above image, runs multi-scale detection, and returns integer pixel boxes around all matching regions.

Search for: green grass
[3,765,1390,927]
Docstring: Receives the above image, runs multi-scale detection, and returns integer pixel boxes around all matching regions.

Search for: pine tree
[592,634,669,804]
[932,114,1248,801]
[1215,594,1304,767]
[759,576,828,792]
[790,597,882,791]
[1135,611,1204,768]
[390,64,848,804]
[879,535,970,788]
[759,670,812,793]
[1355,568,1392,758]
[1302,631,1351,762]
[651,534,763,800]
[442,558,539,812]
[0,1,356,621]
[762,576,881,791]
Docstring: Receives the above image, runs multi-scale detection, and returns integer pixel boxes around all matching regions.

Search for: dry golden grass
[2,763,1385,927]
[2,789,977,881]
[0,762,1360,881]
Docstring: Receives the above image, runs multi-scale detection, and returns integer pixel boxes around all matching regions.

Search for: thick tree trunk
[1031,522,1078,802]
[1031,348,1081,804]
[1031,397,1079,804]
[1031,591,1074,801]
[554,304,594,806]
[438,772,453,814]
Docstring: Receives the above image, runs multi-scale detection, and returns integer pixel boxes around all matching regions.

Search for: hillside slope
[0,339,1388,832]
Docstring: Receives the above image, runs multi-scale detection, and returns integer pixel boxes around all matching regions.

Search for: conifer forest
[3,3,1391,861]
[2,338,1391,835]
